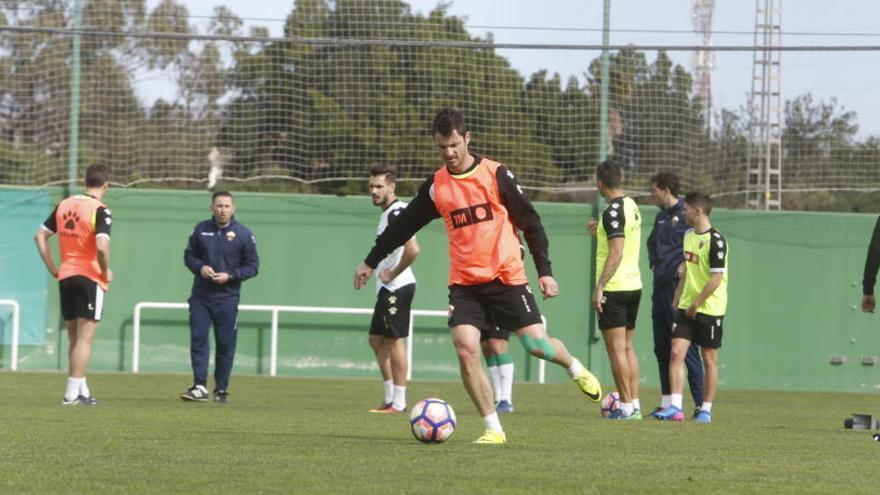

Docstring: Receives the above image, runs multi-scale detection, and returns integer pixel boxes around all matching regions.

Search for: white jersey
[375,200,417,293]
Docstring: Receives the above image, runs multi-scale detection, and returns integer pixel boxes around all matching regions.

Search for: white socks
[701,401,713,413]
[65,377,81,401]
[382,379,393,405]
[392,385,406,411]
[483,412,503,434]
[661,394,671,408]
[65,376,89,400]
[80,377,90,398]
[487,365,501,402]
[632,398,640,412]
[671,393,683,409]
[566,358,585,379]
[498,363,514,403]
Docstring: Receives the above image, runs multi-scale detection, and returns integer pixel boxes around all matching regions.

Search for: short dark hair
[432,107,467,137]
[595,160,622,189]
[684,192,712,215]
[84,163,110,188]
[212,190,234,203]
[651,172,680,196]
[369,164,397,183]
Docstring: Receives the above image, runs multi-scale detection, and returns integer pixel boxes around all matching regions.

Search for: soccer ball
[409,398,456,443]
[600,392,620,418]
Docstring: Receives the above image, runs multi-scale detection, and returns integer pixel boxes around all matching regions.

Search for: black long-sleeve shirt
[863,215,880,295]
[364,155,552,280]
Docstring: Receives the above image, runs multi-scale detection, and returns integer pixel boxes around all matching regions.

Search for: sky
[144,0,880,136]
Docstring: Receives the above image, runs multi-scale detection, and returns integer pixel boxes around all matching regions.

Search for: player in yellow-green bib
[588,161,643,420]
[654,192,728,424]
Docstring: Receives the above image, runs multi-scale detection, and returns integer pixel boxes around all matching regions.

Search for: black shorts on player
[448,278,543,332]
[59,275,105,321]
[673,309,724,349]
[480,326,511,342]
[597,289,641,331]
[369,284,416,339]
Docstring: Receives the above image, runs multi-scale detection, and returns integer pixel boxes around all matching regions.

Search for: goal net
[1,1,879,208]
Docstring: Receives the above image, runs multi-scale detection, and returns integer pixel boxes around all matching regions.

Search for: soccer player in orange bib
[354,108,601,444]
[35,164,113,406]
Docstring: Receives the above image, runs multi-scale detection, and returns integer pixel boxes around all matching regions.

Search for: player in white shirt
[366,165,420,413]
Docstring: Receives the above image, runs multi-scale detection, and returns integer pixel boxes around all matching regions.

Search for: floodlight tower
[746,0,783,210]
[691,0,715,129]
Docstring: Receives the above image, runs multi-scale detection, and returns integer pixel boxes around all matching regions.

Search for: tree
[783,94,858,188]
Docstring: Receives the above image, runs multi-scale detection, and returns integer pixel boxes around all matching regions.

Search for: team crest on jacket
[226,231,236,241]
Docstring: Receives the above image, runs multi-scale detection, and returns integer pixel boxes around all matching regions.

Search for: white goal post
[0,299,20,371]
[132,302,546,383]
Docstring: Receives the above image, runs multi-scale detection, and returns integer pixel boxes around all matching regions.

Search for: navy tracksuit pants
[189,294,239,392]
[652,281,704,407]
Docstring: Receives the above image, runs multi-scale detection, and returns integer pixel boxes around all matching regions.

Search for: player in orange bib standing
[354,108,602,444]
[35,164,113,406]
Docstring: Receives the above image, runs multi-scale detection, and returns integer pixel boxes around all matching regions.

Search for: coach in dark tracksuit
[181,191,259,403]
[647,173,703,415]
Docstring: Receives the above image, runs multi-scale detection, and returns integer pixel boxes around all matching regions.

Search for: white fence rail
[0,299,20,371]
[132,301,546,383]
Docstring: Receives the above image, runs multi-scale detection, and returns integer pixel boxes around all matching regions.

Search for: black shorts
[369,284,416,338]
[598,289,641,331]
[448,279,542,333]
[673,309,724,349]
[480,326,511,342]
[59,275,105,321]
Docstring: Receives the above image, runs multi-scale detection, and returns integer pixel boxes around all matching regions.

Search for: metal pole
[67,0,83,194]
[406,313,414,381]
[599,0,611,163]
[588,0,612,366]
[132,304,141,373]
[270,309,279,376]
[11,301,19,371]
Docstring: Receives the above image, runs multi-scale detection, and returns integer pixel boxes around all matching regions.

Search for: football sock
[498,360,514,403]
[383,380,393,404]
[486,364,501,402]
[661,395,671,408]
[632,398,640,411]
[65,377,81,401]
[671,393,683,409]
[700,401,713,413]
[392,385,406,410]
[566,358,585,379]
[79,377,91,398]
[619,402,634,416]
[483,412,503,434]
[484,354,498,368]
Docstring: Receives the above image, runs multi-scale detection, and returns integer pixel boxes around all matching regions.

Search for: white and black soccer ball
[409,398,456,443]
[600,392,620,418]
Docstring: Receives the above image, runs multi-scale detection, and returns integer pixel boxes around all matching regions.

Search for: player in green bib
[588,161,643,420]
[654,192,728,423]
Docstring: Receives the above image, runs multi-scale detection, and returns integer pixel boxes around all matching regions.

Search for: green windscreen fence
[1,187,878,393]
[0,189,50,356]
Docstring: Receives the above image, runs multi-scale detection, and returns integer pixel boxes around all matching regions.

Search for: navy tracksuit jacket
[647,198,703,404]
[184,216,259,392]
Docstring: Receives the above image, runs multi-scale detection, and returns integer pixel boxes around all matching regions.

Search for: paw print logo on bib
[62,211,80,230]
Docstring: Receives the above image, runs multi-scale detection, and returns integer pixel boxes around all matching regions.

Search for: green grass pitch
[0,371,876,494]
